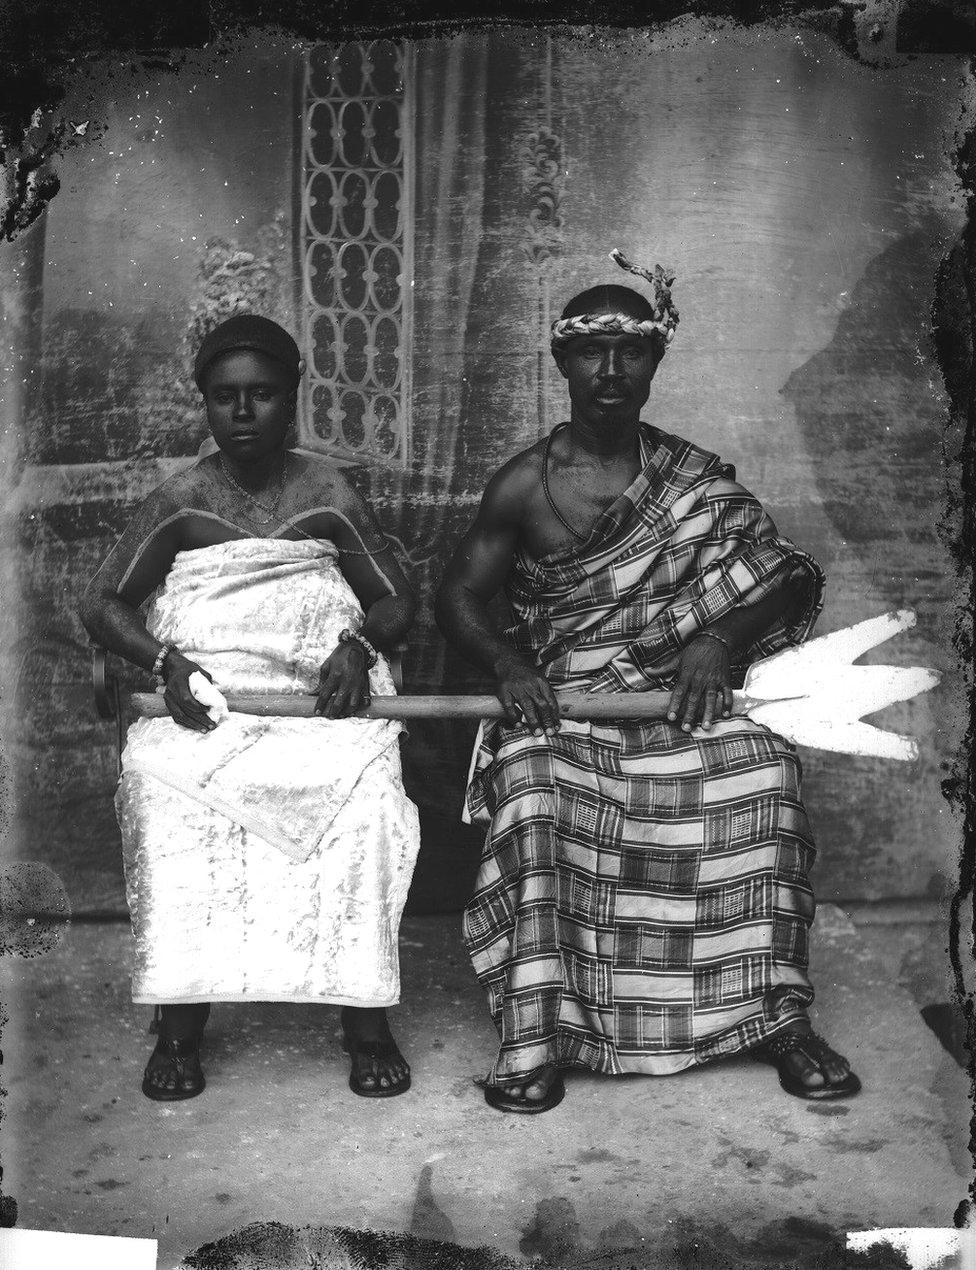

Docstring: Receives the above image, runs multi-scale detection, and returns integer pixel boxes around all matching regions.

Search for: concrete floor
[0,906,969,1269]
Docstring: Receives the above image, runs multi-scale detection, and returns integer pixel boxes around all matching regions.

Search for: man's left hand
[315,642,371,718]
[667,634,733,732]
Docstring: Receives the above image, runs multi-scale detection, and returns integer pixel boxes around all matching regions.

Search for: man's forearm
[703,568,808,655]
[434,583,525,678]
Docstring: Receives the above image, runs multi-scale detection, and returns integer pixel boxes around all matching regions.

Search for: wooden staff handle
[128,690,752,721]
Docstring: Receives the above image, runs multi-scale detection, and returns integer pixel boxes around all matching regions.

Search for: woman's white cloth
[115,538,421,1006]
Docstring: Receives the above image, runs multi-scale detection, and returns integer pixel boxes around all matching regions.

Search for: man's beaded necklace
[541,424,588,542]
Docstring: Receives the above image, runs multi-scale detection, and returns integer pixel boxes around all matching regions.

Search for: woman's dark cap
[193,315,304,390]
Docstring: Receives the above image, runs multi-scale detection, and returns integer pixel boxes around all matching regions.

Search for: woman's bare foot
[142,1002,209,1101]
[340,1006,410,1097]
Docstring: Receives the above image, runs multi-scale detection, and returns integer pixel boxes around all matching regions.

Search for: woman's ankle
[157,1002,210,1041]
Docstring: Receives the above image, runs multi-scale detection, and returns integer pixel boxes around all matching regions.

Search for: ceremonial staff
[115,610,939,762]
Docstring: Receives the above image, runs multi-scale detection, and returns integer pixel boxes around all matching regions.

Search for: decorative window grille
[299,40,413,466]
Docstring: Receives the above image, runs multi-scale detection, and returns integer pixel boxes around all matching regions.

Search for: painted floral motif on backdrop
[139,214,293,458]
[521,126,565,269]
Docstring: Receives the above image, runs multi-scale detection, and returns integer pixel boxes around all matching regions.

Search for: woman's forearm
[358,592,415,653]
[80,590,165,673]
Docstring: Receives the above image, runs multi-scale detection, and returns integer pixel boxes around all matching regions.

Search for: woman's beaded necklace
[218,453,288,526]
[215,451,389,557]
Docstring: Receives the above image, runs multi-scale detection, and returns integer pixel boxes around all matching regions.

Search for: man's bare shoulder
[479,442,545,523]
[497,440,546,482]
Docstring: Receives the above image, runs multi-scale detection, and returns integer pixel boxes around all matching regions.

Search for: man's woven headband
[550,249,679,353]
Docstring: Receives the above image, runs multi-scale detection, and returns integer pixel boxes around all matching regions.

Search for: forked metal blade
[748,700,921,760]
[741,609,939,760]
[743,609,919,701]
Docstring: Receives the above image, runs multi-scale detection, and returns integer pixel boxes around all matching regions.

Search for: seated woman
[80,314,421,1103]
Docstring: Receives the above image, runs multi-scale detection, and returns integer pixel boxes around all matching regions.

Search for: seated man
[435,252,860,1114]
[81,314,420,1102]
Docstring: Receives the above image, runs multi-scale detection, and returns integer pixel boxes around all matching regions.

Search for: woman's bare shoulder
[129,462,198,516]
[286,451,352,504]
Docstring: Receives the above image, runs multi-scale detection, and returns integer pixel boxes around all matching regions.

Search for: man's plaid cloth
[463,425,826,1082]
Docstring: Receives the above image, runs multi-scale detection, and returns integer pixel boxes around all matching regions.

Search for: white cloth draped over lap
[115,538,421,1007]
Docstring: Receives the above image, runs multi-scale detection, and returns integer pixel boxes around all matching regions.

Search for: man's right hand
[494,655,561,736]
[162,652,217,733]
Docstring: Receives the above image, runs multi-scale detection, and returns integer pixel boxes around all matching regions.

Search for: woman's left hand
[315,642,371,718]
[667,634,733,732]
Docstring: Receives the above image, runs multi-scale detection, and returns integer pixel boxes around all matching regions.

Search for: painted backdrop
[0,23,968,914]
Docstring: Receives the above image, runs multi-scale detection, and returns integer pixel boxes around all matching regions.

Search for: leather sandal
[142,1035,206,1102]
[483,1067,566,1115]
[342,1037,411,1098]
[751,1029,861,1100]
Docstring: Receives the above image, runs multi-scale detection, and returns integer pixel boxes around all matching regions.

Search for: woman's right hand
[162,651,217,733]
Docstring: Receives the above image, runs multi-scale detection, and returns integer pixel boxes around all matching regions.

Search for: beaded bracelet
[339,628,378,669]
[151,644,176,682]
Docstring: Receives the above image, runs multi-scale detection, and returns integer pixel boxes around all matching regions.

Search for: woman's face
[201,349,296,464]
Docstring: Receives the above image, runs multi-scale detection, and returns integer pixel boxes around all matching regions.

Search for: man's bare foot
[340,1006,411,1098]
[780,1020,854,1089]
[484,1066,565,1114]
[752,1018,861,1100]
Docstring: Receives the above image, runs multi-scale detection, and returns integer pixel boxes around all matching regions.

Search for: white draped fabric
[115,538,421,1006]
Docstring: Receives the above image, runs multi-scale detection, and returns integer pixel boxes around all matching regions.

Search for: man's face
[202,350,296,463]
[556,328,659,427]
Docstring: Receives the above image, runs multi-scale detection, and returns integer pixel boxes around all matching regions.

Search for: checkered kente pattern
[463,425,825,1083]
